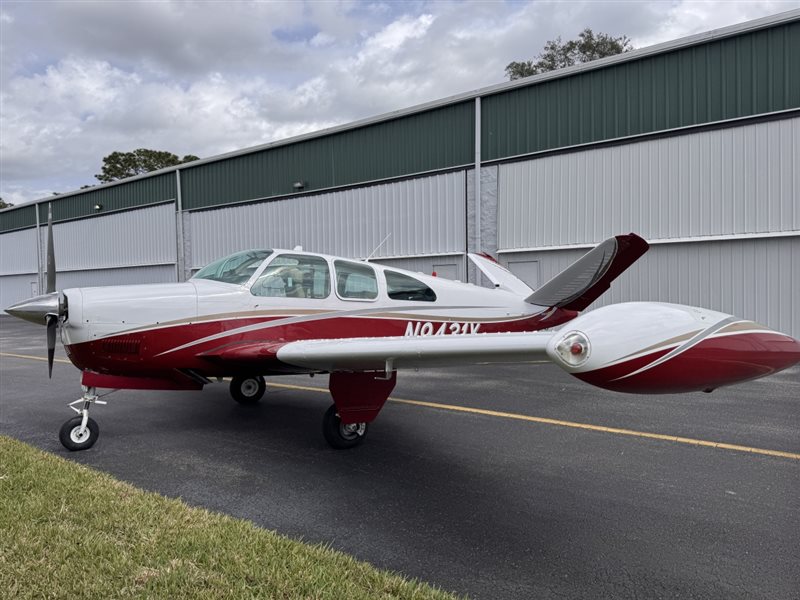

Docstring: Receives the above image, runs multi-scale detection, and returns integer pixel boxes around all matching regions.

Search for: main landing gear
[229,375,266,404]
[228,373,371,448]
[323,370,397,450]
[59,386,105,451]
[322,405,368,449]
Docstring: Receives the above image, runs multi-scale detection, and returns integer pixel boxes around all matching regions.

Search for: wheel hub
[241,379,259,397]
[70,426,90,444]
[339,422,366,440]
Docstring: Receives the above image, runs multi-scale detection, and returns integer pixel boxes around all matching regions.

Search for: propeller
[5,203,66,377]
[45,204,58,378]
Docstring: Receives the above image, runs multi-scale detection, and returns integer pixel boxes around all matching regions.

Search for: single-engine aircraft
[7,208,800,451]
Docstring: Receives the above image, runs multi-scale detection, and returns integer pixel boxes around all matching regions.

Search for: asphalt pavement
[1,316,799,599]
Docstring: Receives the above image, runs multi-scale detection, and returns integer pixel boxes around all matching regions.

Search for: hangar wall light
[292,181,305,191]
[94,204,103,211]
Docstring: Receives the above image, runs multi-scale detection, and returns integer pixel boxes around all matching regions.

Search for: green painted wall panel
[40,173,176,224]
[181,102,474,210]
[482,21,800,160]
[0,173,176,233]
[0,204,37,233]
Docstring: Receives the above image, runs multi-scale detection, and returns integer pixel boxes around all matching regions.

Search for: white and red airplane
[7,210,800,451]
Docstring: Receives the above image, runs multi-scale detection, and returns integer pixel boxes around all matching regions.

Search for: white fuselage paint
[61,249,546,347]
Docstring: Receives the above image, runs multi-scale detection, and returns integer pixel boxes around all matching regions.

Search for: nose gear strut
[59,386,108,451]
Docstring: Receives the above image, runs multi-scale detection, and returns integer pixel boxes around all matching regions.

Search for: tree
[95,149,200,183]
[506,28,633,80]
[0,197,13,209]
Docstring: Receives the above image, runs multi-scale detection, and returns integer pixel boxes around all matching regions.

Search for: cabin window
[193,250,272,284]
[334,260,378,300]
[251,254,330,299]
[385,271,437,302]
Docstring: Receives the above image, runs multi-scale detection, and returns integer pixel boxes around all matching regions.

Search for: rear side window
[251,254,330,299]
[334,260,378,300]
[385,271,437,302]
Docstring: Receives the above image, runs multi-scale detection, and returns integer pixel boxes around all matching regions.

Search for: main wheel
[59,416,99,451]
[322,405,368,449]
[230,375,266,404]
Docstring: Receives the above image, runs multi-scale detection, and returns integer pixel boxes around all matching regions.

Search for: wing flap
[277,331,555,372]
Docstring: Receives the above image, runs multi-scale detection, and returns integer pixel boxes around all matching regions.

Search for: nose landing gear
[59,386,105,451]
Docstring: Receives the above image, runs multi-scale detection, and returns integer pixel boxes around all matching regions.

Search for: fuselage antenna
[365,233,391,262]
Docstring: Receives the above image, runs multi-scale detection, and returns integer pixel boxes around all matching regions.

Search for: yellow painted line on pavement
[266,381,800,461]
[2,352,796,461]
[0,352,71,364]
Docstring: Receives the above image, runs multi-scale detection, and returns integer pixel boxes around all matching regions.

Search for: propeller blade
[46,203,56,294]
[46,314,57,378]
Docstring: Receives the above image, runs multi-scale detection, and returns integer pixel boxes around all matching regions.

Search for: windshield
[192,249,272,284]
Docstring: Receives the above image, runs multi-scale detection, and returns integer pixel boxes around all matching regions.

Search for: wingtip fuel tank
[547,302,800,394]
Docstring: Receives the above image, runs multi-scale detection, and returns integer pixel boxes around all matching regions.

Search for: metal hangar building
[1,11,798,337]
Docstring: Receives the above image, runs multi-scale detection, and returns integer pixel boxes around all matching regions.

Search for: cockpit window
[385,271,437,302]
[334,260,378,300]
[192,250,272,284]
[251,254,330,298]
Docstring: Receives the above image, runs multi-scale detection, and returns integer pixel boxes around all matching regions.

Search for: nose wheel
[322,405,368,449]
[59,416,99,451]
[59,386,105,451]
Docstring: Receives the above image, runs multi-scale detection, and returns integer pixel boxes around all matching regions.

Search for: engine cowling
[546,302,800,394]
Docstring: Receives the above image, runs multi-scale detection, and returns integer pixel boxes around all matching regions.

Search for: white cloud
[2,0,798,205]
[631,0,797,47]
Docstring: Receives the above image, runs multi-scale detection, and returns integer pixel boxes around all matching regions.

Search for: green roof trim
[0,174,176,233]
[481,21,800,160]
[180,102,474,210]
[0,204,37,233]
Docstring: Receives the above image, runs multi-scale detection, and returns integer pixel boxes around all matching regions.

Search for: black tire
[59,416,99,451]
[322,405,368,449]
[230,375,266,404]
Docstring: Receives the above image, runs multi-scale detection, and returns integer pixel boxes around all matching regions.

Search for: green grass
[0,436,461,599]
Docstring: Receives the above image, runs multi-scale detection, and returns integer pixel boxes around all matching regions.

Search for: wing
[525,233,648,311]
[276,331,555,372]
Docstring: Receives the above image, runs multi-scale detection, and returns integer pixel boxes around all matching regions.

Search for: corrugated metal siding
[0,204,37,233]
[482,20,800,161]
[181,102,474,210]
[50,204,177,271]
[55,265,177,290]
[190,171,466,268]
[0,274,39,313]
[503,236,799,338]
[0,227,38,275]
[498,116,799,249]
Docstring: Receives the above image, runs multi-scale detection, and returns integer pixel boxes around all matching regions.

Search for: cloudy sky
[1,0,798,205]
